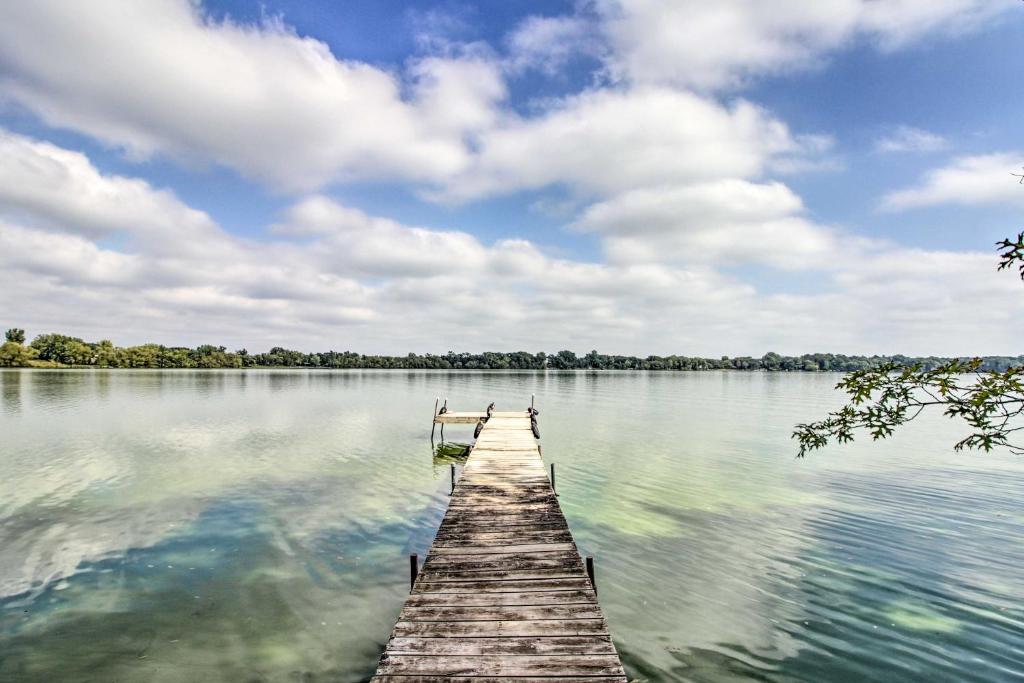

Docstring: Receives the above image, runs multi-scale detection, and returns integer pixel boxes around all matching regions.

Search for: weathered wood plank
[430,542,577,556]
[462,459,544,464]
[452,482,554,489]
[432,531,573,546]
[430,528,569,536]
[425,555,581,570]
[467,448,539,454]
[445,498,559,509]
[440,509,566,520]
[460,467,547,473]
[384,635,616,655]
[425,553,580,569]
[398,604,604,622]
[427,548,579,558]
[376,654,625,676]
[391,619,610,638]
[440,509,561,518]
[372,677,628,683]
[434,412,487,424]
[416,569,585,583]
[373,404,624,681]
[454,479,552,486]
[434,531,571,541]
[437,524,567,534]
[413,577,594,593]
[403,589,597,608]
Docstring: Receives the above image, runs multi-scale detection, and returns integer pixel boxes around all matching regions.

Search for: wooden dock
[370,407,627,682]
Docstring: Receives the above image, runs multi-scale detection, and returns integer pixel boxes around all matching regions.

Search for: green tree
[550,350,578,369]
[30,333,94,365]
[0,341,35,367]
[94,340,118,367]
[794,232,1024,456]
[5,328,26,344]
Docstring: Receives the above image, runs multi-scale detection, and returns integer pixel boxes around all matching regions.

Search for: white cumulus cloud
[430,87,816,202]
[881,152,1024,210]
[591,0,1012,90]
[574,179,842,270]
[2,130,1022,356]
[875,126,947,154]
[0,0,506,191]
[505,15,604,74]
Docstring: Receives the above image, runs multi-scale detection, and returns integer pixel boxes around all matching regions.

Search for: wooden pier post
[439,398,447,443]
[430,397,439,441]
[408,553,418,590]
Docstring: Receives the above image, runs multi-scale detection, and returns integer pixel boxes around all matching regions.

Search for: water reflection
[0,370,1022,682]
[0,370,22,413]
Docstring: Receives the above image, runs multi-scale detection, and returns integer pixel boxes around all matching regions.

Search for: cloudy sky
[1,0,1022,356]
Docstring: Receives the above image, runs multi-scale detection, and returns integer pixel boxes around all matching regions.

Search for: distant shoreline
[1,332,1020,372]
[2,367,1017,375]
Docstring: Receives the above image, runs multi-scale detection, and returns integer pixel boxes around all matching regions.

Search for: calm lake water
[1,369,1022,682]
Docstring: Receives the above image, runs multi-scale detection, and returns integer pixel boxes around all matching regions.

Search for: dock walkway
[371,408,627,681]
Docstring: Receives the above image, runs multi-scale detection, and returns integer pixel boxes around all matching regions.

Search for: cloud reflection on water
[1,369,1022,682]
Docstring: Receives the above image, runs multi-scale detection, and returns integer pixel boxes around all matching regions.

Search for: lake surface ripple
[1,370,1022,682]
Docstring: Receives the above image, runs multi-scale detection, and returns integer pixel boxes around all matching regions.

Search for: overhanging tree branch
[795,174,1024,456]
[997,231,1024,280]
[793,360,1024,456]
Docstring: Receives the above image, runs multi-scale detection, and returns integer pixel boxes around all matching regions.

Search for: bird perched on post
[474,420,484,439]
[486,402,495,418]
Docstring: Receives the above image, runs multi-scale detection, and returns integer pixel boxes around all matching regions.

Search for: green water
[1,370,1022,682]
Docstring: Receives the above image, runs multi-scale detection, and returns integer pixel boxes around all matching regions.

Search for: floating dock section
[371,406,627,681]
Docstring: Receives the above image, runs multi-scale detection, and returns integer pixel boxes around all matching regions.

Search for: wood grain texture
[371,411,627,682]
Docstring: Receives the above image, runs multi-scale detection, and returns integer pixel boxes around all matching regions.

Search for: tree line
[2,329,1020,372]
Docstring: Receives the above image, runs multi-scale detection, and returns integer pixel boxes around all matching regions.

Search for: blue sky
[0,1,1022,355]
